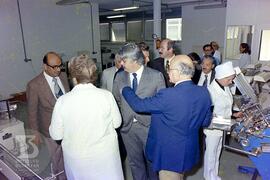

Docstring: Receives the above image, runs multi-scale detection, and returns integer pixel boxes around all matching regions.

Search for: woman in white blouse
[239,43,251,68]
[49,55,124,180]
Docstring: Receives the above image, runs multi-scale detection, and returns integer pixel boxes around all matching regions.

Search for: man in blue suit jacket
[122,55,212,180]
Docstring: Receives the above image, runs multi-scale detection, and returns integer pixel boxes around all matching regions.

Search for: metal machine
[221,64,270,180]
[228,66,270,152]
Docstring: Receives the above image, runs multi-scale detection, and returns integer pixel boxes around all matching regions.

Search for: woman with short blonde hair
[49,54,124,180]
[69,54,98,84]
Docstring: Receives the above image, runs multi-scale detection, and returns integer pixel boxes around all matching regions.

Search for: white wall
[0,0,100,97]
[181,5,226,56]
[225,0,270,65]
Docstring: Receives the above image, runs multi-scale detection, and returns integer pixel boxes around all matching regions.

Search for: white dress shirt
[43,72,66,98]
[163,55,175,69]
[198,71,213,87]
[129,65,144,122]
[174,79,191,86]
[129,65,144,87]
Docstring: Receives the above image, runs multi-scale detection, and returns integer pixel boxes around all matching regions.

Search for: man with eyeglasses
[202,44,220,66]
[26,51,70,179]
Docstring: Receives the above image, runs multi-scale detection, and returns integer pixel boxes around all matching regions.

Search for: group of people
[26,38,250,180]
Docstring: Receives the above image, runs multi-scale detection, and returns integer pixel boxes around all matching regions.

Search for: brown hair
[138,42,149,51]
[240,43,251,55]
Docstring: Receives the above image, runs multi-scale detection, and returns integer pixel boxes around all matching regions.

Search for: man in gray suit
[101,53,122,92]
[113,43,166,180]
[26,52,70,179]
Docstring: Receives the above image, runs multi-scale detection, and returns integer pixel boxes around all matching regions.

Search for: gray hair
[176,62,195,77]
[119,43,144,65]
[69,54,97,84]
[114,53,122,63]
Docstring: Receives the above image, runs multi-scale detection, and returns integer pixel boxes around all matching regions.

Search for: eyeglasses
[46,63,63,70]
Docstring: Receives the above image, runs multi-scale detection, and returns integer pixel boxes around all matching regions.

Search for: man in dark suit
[192,55,215,87]
[26,52,70,179]
[113,43,165,180]
[148,39,175,87]
[122,55,212,180]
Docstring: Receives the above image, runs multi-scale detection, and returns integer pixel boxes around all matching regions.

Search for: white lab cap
[215,61,235,79]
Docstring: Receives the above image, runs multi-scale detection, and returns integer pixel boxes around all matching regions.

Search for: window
[166,18,182,41]
[100,17,181,42]
[259,30,270,61]
[127,21,142,41]
[111,22,126,42]
[225,25,253,59]
[145,20,154,41]
[227,26,239,39]
[100,23,109,41]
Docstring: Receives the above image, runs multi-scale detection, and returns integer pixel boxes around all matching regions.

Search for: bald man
[27,52,70,179]
[122,55,212,180]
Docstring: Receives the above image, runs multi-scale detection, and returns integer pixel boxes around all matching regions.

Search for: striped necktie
[53,77,63,98]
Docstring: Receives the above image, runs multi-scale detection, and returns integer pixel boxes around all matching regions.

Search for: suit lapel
[158,58,166,74]
[210,70,215,83]
[39,73,56,106]
[123,71,130,87]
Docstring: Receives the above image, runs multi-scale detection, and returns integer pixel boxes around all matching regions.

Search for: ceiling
[97,0,225,11]
[56,0,226,21]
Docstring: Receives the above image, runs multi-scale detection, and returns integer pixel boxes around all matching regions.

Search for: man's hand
[32,132,43,145]
[233,111,244,118]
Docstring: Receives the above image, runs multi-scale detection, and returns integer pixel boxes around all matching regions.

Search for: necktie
[165,60,170,72]
[203,75,208,87]
[132,73,138,92]
[53,77,63,98]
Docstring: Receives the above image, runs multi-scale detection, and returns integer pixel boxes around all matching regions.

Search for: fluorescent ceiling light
[113,6,139,11]
[107,14,126,19]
